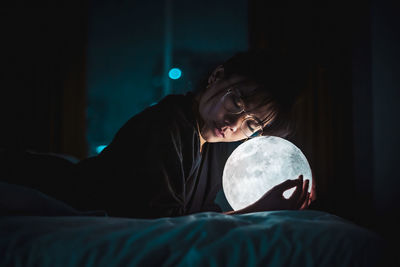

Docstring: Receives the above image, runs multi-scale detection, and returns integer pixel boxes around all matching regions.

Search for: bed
[0,182,387,267]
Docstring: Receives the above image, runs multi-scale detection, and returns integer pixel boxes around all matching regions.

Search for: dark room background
[1,1,399,241]
[85,0,248,156]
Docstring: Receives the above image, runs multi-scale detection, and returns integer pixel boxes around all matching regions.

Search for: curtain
[0,4,88,159]
[248,4,357,219]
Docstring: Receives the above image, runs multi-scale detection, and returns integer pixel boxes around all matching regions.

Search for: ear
[208,65,225,85]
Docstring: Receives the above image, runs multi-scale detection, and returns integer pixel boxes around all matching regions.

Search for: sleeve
[76,101,197,219]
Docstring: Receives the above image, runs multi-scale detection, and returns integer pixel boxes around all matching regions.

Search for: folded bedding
[0,209,386,267]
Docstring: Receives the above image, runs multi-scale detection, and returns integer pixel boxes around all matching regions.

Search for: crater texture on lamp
[222,136,312,211]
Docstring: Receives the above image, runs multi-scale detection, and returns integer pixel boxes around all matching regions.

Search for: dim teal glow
[96,145,107,154]
[168,68,182,79]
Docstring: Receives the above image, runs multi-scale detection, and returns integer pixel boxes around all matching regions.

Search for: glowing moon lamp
[222,136,312,211]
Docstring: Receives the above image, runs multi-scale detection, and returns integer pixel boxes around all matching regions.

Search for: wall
[0,4,88,159]
[86,0,248,156]
[371,1,400,229]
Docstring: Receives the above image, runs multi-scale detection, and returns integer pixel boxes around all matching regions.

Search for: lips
[213,122,225,138]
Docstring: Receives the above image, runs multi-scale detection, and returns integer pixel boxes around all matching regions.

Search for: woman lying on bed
[1,50,315,218]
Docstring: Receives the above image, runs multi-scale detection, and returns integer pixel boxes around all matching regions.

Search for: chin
[207,133,229,143]
[207,137,222,143]
[203,133,218,143]
[200,131,218,143]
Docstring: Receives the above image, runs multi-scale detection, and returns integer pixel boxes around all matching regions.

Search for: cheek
[230,130,246,141]
[202,100,224,121]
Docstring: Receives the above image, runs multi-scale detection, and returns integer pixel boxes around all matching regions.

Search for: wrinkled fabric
[0,182,106,217]
[0,93,239,219]
[74,93,213,218]
[0,211,386,267]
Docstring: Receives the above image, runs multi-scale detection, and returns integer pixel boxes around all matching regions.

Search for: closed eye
[246,120,255,131]
[232,95,244,109]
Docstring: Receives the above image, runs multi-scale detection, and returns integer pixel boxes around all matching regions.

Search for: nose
[223,114,240,132]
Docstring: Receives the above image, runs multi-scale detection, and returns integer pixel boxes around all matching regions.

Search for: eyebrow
[231,82,257,94]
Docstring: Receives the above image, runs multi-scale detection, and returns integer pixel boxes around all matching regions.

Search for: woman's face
[196,66,273,143]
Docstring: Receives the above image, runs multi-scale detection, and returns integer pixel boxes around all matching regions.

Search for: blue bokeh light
[96,145,107,154]
[168,68,182,80]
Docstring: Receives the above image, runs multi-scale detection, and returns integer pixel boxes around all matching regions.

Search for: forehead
[224,75,259,93]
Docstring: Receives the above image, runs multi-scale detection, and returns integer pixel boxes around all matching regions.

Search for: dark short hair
[221,50,308,139]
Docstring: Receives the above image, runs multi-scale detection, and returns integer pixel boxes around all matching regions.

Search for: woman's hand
[250,175,310,212]
[224,175,310,215]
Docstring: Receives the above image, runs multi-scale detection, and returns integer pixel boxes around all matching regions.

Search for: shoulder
[134,93,198,137]
[103,92,199,154]
[128,93,195,126]
[152,93,196,122]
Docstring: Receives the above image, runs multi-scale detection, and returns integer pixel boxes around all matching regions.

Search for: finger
[310,172,317,202]
[308,192,314,205]
[297,179,309,209]
[296,179,308,208]
[300,193,310,210]
[288,175,303,205]
[310,182,317,202]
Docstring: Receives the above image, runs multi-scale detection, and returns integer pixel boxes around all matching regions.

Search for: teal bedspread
[0,210,385,267]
